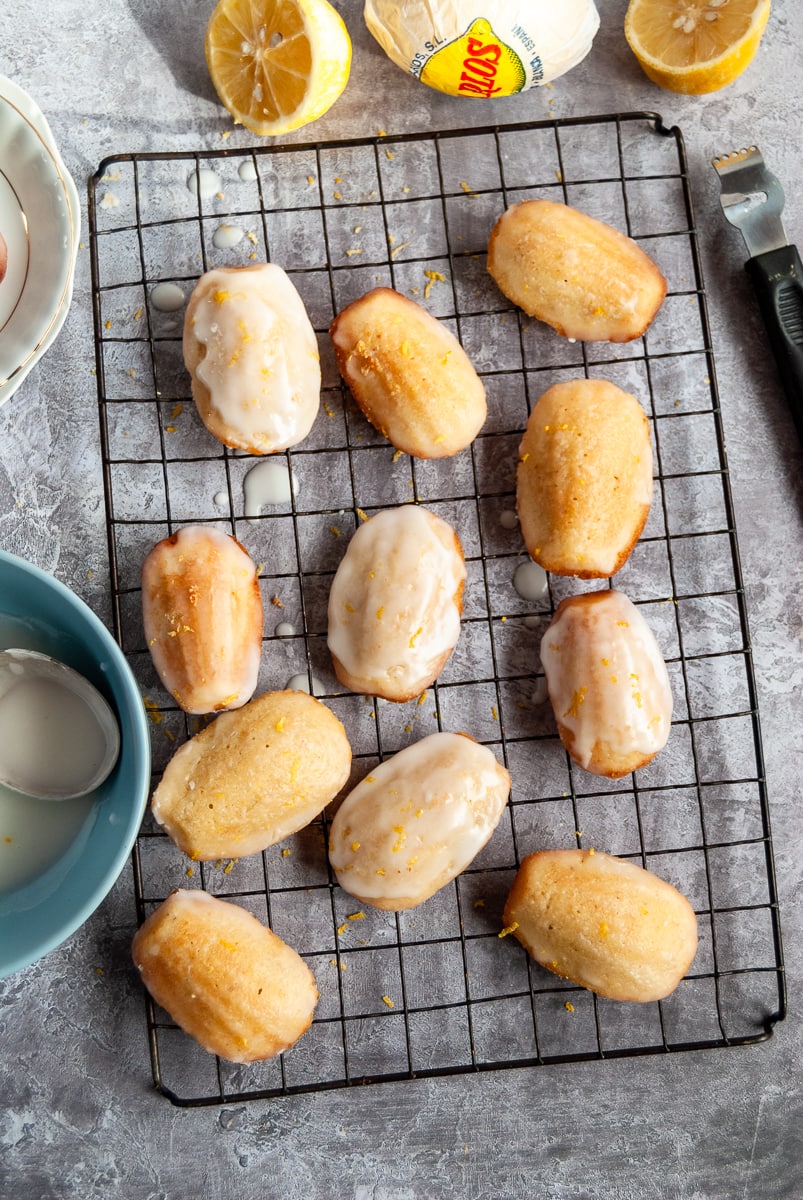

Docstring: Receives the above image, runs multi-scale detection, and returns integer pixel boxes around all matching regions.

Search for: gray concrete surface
[1,1,801,1196]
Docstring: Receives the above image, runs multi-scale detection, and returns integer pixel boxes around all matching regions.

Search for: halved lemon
[624,0,771,94]
[206,0,352,136]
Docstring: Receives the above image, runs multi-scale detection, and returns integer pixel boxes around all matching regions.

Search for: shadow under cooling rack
[88,111,785,1106]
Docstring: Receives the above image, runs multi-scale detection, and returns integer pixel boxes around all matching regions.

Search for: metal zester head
[712,145,788,258]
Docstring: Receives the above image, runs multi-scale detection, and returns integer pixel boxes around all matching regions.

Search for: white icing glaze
[275,622,295,637]
[188,264,321,453]
[151,282,185,312]
[187,167,221,198]
[238,160,258,182]
[285,672,325,696]
[499,509,518,530]
[0,783,94,893]
[212,223,245,250]
[243,459,298,519]
[327,506,465,700]
[329,732,510,908]
[513,560,548,602]
[540,589,672,772]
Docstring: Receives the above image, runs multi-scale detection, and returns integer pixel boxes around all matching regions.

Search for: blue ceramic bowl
[0,548,150,977]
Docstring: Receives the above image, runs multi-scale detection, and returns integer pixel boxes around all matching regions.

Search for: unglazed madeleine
[503,850,698,1003]
[151,689,351,860]
[488,199,667,342]
[327,505,465,702]
[329,287,486,457]
[329,732,511,910]
[540,589,672,778]
[131,890,318,1063]
[183,263,321,453]
[142,525,263,714]
[517,378,653,578]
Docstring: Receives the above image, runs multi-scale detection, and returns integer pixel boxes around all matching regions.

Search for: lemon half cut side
[206,0,352,136]
[624,0,771,94]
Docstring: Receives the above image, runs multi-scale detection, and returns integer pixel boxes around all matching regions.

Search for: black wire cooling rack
[88,112,786,1107]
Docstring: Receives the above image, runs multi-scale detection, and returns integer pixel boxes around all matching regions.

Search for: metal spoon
[0,648,121,800]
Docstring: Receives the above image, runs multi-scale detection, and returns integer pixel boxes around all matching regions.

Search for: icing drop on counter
[187,167,221,199]
[150,283,185,312]
[243,459,299,521]
[212,223,245,250]
[513,560,549,602]
[286,672,325,696]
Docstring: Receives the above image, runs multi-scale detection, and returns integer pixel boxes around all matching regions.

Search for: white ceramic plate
[0,76,80,406]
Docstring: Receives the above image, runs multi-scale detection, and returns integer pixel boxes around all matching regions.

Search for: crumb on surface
[423,269,445,299]
[498,922,519,939]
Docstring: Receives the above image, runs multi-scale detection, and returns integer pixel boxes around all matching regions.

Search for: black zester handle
[745,244,803,446]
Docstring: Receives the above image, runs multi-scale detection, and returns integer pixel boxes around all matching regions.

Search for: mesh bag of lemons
[364,0,599,97]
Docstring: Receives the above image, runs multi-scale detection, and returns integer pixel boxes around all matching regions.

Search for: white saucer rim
[0,76,80,407]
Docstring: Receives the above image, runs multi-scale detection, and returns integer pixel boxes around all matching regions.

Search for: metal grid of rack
[88,112,785,1106]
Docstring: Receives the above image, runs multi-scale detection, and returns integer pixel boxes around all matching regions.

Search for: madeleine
[327,505,465,702]
[540,589,673,778]
[329,732,511,910]
[504,850,698,1003]
[488,199,666,342]
[183,263,321,454]
[516,378,653,579]
[142,525,263,715]
[151,689,352,860]
[132,890,318,1063]
[329,287,486,457]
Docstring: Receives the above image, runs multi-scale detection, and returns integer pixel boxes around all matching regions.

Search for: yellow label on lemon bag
[420,19,526,97]
[364,1,600,97]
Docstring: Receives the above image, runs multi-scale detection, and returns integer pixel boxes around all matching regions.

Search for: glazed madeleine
[329,732,511,910]
[488,199,667,342]
[540,588,673,778]
[142,524,263,715]
[329,287,486,457]
[516,378,653,578]
[183,263,321,454]
[151,689,352,861]
[504,850,698,1003]
[327,505,465,702]
[132,889,318,1063]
